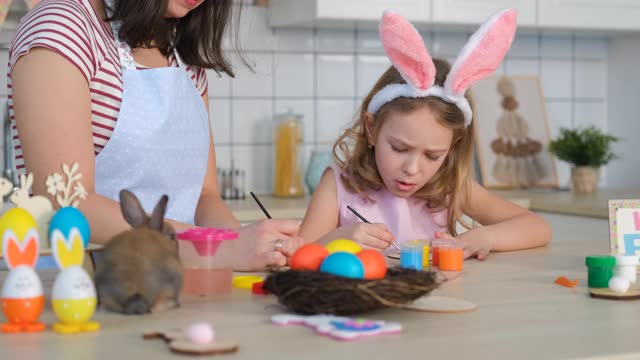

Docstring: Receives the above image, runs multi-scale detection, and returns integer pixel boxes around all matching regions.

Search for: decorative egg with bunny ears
[49,206,91,248]
[50,228,100,334]
[1,222,46,333]
[0,208,38,251]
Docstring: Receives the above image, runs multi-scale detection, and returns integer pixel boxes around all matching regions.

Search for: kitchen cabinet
[537,0,640,31]
[432,0,536,26]
[268,0,431,28]
[269,0,640,33]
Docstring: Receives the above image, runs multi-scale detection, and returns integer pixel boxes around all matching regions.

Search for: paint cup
[400,240,423,270]
[410,239,430,268]
[177,228,238,296]
[438,242,463,271]
[585,255,615,288]
[431,239,449,267]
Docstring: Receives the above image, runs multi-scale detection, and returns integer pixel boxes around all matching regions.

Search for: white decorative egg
[52,266,96,300]
[1,265,43,299]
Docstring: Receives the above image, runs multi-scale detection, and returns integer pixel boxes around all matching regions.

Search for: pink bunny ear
[380,10,435,90]
[444,9,517,95]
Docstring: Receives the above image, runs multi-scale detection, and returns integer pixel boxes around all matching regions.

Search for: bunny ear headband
[367,9,518,127]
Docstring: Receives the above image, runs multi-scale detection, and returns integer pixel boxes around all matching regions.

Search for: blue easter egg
[319,252,365,279]
[49,207,91,247]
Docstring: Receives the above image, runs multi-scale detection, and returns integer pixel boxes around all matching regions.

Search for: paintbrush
[346,205,401,250]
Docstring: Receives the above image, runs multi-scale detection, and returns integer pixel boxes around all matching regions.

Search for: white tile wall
[208,6,609,193]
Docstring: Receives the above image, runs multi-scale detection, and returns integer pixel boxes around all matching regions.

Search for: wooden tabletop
[1,237,637,359]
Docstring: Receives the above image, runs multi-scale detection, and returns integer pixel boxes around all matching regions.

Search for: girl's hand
[334,223,395,250]
[434,231,491,260]
[234,219,304,271]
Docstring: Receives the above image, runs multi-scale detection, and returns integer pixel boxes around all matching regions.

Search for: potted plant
[548,126,620,193]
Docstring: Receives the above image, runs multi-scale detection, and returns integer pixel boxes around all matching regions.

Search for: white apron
[94,3,210,224]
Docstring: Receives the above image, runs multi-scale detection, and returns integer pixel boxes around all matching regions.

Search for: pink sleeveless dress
[331,165,448,253]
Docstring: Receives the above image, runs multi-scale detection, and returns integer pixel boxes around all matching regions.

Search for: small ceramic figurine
[1,226,45,333]
[50,228,100,334]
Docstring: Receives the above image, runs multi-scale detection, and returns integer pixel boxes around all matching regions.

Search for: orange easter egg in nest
[290,244,329,271]
[357,250,387,280]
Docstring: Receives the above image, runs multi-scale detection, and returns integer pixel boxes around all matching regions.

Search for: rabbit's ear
[19,174,26,188]
[119,189,148,228]
[380,10,435,90]
[444,8,517,96]
[149,195,168,232]
[2,229,39,269]
[51,228,84,270]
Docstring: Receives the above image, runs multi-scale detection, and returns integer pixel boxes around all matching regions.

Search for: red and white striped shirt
[8,0,208,171]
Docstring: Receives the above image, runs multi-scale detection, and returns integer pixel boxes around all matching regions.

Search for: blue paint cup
[400,241,423,270]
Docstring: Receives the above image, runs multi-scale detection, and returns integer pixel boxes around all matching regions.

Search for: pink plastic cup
[177,228,238,296]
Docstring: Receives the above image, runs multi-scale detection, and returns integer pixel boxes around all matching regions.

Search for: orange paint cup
[438,248,463,271]
[431,239,449,267]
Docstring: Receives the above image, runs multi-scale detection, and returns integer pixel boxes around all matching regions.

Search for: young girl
[300,9,551,260]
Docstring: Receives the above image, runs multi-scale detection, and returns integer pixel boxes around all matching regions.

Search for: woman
[9,0,301,270]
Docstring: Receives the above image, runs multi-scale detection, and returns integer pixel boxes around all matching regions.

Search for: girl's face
[367,106,453,198]
[166,0,205,18]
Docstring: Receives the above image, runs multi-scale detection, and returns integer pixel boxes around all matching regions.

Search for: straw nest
[262,267,441,315]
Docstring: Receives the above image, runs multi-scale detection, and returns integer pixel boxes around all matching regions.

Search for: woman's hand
[435,230,492,260]
[330,223,395,250]
[233,219,304,271]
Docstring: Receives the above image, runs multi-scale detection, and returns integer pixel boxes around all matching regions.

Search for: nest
[262,267,441,315]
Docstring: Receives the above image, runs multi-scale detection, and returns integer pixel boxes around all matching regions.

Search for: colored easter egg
[356,250,387,280]
[49,207,91,247]
[0,208,40,252]
[325,239,362,254]
[290,243,329,271]
[320,252,365,279]
[0,208,38,250]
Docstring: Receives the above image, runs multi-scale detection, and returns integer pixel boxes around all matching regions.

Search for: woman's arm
[194,93,241,229]
[11,48,199,244]
[458,181,551,256]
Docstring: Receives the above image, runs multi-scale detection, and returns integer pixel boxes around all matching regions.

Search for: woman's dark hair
[106,0,244,77]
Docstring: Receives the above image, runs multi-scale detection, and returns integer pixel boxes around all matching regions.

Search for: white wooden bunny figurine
[9,173,54,248]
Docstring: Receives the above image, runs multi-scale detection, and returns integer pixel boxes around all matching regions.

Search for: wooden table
[1,238,638,359]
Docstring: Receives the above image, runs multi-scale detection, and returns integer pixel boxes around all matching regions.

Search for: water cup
[177,228,238,296]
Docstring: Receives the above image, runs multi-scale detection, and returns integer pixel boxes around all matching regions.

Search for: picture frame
[609,199,640,255]
[470,75,559,189]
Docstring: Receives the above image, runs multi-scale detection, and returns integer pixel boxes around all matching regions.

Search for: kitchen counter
[225,195,312,222]
[226,194,531,223]
[1,237,636,359]
[493,188,639,219]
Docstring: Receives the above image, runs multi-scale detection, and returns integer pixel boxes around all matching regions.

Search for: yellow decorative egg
[0,208,38,251]
[326,239,362,254]
[52,298,97,324]
[51,266,97,324]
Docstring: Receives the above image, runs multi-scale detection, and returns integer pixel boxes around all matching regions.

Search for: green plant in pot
[548,126,620,193]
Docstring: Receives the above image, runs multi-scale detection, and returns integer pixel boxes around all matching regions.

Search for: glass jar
[273,110,304,198]
[304,150,333,194]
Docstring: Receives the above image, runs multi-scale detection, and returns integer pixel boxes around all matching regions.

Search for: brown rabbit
[94,189,183,315]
